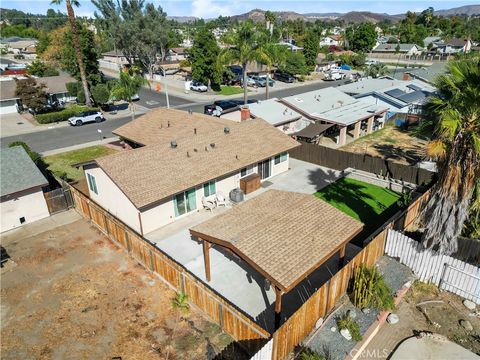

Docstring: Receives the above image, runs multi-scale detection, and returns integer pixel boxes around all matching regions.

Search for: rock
[361,308,371,315]
[331,326,337,332]
[340,328,352,340]
[387,313,399,324]
[315,317,324,329]
[463,300,476,311]
[460,320,473,331]
[347,309,357,319]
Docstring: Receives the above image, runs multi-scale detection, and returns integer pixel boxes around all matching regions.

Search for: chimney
[403,73,410,81]
[240,106,250,121]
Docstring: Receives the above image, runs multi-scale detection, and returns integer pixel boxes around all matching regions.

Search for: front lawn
[44,145,117,182]
[216,86,244,95]
[315,177,402,238]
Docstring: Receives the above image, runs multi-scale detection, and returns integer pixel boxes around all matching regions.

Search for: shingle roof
[0,146,48,197]
[190,190,363,291]
[373,43,421,52]
[100,109,300,209]
[0,75,75,100]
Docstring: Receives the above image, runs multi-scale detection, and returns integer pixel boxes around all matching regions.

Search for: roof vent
[188,109,192,114]
[224,127,230,134]
[187,151,190,157]
[210,143,215,149]
[205,146,208,151]
[235,155,239,160]
[167,121,170,127]
[170,139,177,148]
[194,128,197,135]
[294,98,303,103]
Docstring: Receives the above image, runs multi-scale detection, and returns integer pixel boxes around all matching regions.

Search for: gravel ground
[304,256,416,360]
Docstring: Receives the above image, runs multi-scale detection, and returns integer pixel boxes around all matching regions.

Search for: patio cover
[293,123,333,140]
[190,189,363,292]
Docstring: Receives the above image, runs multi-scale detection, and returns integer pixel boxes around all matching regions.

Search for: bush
[351,265,395,311]
[66,82,80,97]
[91,84,110,105]
[300,348,326,360]
[336,313,362,342]
[35,105,99,124]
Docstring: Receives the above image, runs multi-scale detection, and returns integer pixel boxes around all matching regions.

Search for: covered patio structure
[190,189,363,329]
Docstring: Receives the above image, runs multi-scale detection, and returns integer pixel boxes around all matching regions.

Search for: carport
[190,189,363,329]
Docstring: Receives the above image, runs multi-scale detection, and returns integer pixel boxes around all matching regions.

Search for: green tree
[303,31,320,71]
[260,43,287,99]
[91,83,110,105]
[187,27,222,90]
[111,70,148,120]
[27,59,59,77]
[14,77,48,112]
[421,58,480,253]
[347,23,377,52]
[365,63,389,78]
[221,21,267,104]
[51,0,93,107]
[281,51,309,76]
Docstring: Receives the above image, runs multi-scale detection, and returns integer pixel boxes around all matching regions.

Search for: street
[1,78,349,153]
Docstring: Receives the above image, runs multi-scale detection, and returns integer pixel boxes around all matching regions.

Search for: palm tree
[111,70,148,120]
[165,292,189,360]
[260,43,287,100]
[51,0,92,107]
[221,22,266,105]
[365,63,389,78]
[420,58,480,254]
[264,10,276,35]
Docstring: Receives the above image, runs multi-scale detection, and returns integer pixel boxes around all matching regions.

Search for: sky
[2,0,479,20]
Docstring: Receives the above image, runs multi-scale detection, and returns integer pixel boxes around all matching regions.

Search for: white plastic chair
[216,191,228,207]
[202,196,215,212]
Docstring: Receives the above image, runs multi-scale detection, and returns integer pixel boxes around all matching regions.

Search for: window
[173,188,197,217]
[87,173,98,195]
[203,181,216,197]
[240,165,254,178]
[274,152,288,165]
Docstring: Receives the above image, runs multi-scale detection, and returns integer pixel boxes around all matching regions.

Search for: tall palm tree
[420,58,480,254]
[51,0,92,107]
[221,22,266,105]
[260,43,287,100]
[111,70,148,120]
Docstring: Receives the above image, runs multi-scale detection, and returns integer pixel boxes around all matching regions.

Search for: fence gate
[439,263,480,304]
[44,187,74,215]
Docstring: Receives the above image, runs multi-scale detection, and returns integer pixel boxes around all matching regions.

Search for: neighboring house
[319,35,342,47]
[166,47,187,61]
[278,41,303,52]
[432,38,472,54]
[0,146,50,232]
[0,37,37,56]
[220,98,312,135]
[0,74,76,114]
[278,87,389,146]
[372,43,423,56]
[337,78,436,119]
[80,109,299,235]
[423,36,442,48]
[101,50,130,66]
[403,62,447,85]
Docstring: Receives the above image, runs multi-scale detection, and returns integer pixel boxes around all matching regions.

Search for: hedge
[35,105,99,124]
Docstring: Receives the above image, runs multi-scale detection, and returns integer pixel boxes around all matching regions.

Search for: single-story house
[101,50,130,66]
[337,78,436,119]
[80,108,299,235]
[278,41,303,52]
[372,43,423,56]
[1,146,50,232]
[0,37,37,55]
[431,38,472,54]
[0,74,76,114]
[423,36,442,48]
[278,87,389,146]
[403,62,447,85]
[320,35,342,47]
[167,47,187,61]
[220,98,312,135]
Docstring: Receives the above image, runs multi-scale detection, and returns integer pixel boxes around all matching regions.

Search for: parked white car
[68,110,105,126]
[190,80,208,92]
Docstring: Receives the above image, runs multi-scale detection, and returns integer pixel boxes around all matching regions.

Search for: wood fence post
[125,231,131,253]
[149,249,154,271]
[218,302,224,329]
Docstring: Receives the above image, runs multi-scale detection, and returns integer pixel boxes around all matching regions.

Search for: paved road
[1,79,349,153]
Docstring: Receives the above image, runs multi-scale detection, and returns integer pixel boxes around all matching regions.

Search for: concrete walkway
[41,137,119,156]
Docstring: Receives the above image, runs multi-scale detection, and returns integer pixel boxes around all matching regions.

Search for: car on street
[68,110,105,126]
[250,75,275,87]
[204,99,257,116]
[273,72,295,83]
[241,77,258,88]
[190,80,208,92]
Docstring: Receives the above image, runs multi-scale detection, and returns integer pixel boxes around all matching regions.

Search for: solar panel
[407,84,422,91]
[398,90,426,103]
[384,88,406,99]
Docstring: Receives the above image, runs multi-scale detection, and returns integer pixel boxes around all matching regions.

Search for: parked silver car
[68,110,105,126]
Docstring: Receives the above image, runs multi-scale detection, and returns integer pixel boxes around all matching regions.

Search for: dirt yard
[1,212,235,360]
[362,281,480,358]
[342,125,428,165]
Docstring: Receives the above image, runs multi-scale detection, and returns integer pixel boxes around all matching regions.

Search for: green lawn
[216,86,244,95]
[44,145,117,182]
[315,177,402,238]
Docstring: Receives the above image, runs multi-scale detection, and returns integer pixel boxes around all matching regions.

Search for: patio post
[339,244,346,267]
[274,286,283,330]
[202,239,211,282]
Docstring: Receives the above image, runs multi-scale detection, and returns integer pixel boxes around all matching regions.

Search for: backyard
[341,124,429,165]
[44,145,118,182]
[315,177,402,238]
[0,212,238,360]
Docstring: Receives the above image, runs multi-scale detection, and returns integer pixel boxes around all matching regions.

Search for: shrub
[91,84,110,105]
[336,313,362,341]
[35,105,99,124]
[66,82,80,97]
[300,348,326,360]
[352,265,395,311]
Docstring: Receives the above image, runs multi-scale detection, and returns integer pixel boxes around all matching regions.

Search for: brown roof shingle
[190,190,363,291]
[98,109,300,209]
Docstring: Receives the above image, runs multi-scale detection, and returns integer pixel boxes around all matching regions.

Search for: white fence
[386,230,480,304]
[250,338,273,360]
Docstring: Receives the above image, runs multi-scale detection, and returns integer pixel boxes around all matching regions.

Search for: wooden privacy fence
[43,187,74,215]
[289,142,434,185]
[68,185,270,344]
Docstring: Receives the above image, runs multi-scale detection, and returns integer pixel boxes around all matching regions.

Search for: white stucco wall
[85,167,141,233]
[1,188,50,233]
[140,198,176,234]
[271,153,290,177]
